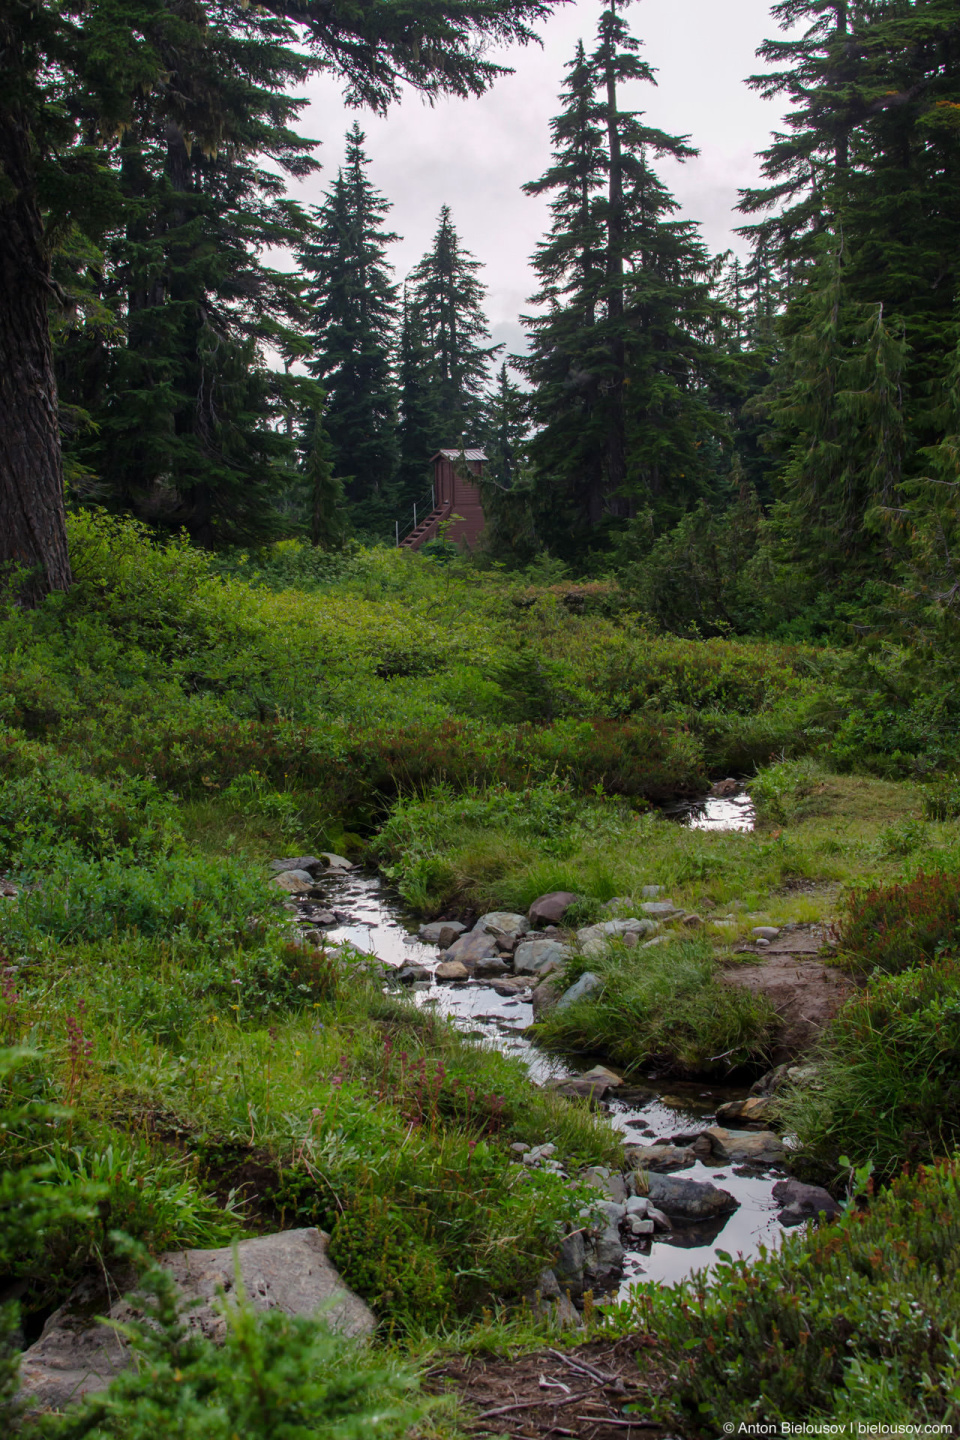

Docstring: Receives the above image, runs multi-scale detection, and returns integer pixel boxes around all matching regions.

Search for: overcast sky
[289,0,789,358]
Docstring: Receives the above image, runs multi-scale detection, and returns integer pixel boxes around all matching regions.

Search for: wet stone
[435,960,469,982]
[625,1143,696,1173]
[643,1172,740,1221]
[419,920,466,945]
[694,1127,787,1167]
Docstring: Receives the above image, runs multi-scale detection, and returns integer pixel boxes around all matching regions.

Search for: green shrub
[0,732,181,866]
[748,755,827,825]
[840,868,960,975]
[1,849,284,948]
[782,958,960,1176]
[923,773,960,820]
[619,1157,960,1431]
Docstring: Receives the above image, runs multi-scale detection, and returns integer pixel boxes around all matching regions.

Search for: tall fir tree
[743,0,960,598]
[521,2,729,557]
[407,207,501,448]
[396,288,442,509]
[299,124,399,528]
[482,363,530,489]
[56,24,322,545]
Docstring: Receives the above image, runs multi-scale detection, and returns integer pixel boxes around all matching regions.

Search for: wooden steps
[399,504,451,551]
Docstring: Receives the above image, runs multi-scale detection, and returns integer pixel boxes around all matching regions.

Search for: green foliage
[0,733,182,866]
[924,774,960,821]
[620,1158,960,1431]
[0,848,282,948]
[26,1251,424,1439]
[782,959,960,1178]
[534,938,776,1078]
[748,755,827,825]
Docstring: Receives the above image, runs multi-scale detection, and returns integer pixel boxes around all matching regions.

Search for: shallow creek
[298,792,787,1295]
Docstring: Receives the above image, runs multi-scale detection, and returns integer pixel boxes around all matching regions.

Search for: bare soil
[721,925,857,1062]
[426,1337,673,1439]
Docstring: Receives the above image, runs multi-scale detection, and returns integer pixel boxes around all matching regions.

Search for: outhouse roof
[432,448,487,462]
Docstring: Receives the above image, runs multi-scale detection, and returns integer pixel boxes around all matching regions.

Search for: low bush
[0,732,181,866]
[618,1157,960,1431]
[1,849,284,948]
[840,867,960,976]
[781,958,960,1176]
[748,755,829,825]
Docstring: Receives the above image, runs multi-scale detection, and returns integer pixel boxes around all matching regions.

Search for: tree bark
[0,110,72,602]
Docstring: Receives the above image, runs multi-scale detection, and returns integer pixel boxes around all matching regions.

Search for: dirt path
[721,925,856,1061]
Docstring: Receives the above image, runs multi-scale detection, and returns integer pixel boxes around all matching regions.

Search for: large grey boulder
[642,1172,740,1221]
[513,938,569,976]
[18,1229,374,1413]
[472,911,530,942]
[555,971,602,1011]
[639,901,683,919]
[528,892,580,926]
[444,929,500,967]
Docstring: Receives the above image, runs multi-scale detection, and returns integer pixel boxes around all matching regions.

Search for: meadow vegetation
[3,518,960,1433]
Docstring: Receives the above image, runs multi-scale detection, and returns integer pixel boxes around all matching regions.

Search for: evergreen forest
[4,0,960,1434]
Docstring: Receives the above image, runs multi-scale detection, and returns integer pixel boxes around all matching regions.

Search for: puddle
[663,790,755,832]
[298,869,787,1294]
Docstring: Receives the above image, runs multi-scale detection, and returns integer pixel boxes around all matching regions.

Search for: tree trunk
[0,109,72,602]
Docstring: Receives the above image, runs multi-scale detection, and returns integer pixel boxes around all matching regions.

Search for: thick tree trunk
[0,110,72,601]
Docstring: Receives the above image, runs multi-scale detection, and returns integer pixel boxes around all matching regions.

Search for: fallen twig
[546,1348,618,1385]
[475,1389,593,1419]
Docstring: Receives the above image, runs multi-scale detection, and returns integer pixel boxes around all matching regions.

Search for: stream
[297,791,788,1296]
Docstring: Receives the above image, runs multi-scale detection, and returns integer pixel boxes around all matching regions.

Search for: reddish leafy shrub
[840,869,960,974]
[107,714,707,810]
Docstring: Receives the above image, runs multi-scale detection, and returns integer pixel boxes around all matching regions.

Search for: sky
[289,0,790,359]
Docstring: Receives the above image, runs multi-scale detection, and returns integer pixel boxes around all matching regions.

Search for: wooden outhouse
[400,448,487,550]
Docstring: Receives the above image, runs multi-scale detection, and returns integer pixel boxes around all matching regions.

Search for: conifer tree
[299,124,399,522]
[306,405,350,551]
[482,363,530,489]
[396,289,442,508]
[522,4,728,555]
[743,0,960,596]
[0,0,566,595]
[407,207,501,446]
[60,55,321,545]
